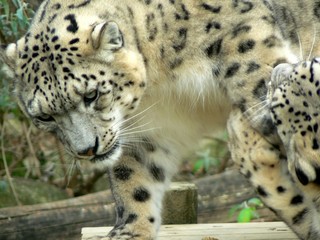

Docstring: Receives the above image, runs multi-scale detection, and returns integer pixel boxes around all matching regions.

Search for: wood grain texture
[82,222,298,240]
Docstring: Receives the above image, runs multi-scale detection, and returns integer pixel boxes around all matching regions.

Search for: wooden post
[162,182,198,224]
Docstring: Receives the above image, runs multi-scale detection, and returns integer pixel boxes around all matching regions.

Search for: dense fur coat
[2,0,320,239]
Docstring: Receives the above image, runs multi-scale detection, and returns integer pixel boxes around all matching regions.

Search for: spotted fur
[2,0,320,239]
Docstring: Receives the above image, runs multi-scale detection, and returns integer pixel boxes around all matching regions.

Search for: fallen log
[0,169,276,240]
[0,191,115,240]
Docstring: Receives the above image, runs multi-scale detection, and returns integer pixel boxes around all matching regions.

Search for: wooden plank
[0,173,276,240]
[82,222,298,240]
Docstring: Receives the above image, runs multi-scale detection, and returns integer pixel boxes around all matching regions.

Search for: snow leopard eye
[36,114,55,122]
[84,90,98,106]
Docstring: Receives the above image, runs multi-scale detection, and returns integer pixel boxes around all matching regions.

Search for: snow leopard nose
[78,137,99,157]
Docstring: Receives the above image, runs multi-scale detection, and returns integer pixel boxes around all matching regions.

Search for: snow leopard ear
[0,43,17,77]
[91,21,123,50]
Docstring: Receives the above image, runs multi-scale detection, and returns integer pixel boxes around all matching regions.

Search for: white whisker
[243,99,268,116]
[123,139,141,143]
[296,31,304,61]
[251,101,269,123]
[75,160,83,174]
[121,143,140,148]
[120,116,147,132]
[254,99,268,113]
[121,121,152,133]
[112,102,158,129]
[66,159,76,187]
[119,127,161,137]
[307,24,317,61]
[120,135,145,140]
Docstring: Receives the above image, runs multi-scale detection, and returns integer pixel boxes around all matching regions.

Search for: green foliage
[0,75,15,109]
[0,179,8,192]
[0,0,34,117]
[192,132,229,175]
[0,1,34,178]
[0,0,34,43]
[229,197,263,223]
[193,149,218,173]
[0,0,33,112]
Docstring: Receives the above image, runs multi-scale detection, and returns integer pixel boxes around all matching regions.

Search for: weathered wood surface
[0,189,113,240]
[82,222,298,240]
[0,170,276,240]
[0,183,196,240]
[163,182,198,224]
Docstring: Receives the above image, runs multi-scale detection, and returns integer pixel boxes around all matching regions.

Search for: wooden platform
[82,222,298,240]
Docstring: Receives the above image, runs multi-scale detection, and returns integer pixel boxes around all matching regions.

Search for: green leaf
[237,208,252,223]
[16,7,24,21]
[193,159,204,173]
[251,210,260,219]
[26,8,35,22]
[1,0,10,19]
[0,180,8,192]
[247,197,263,207]
[10,15,18,35]
[12,0,20,8]
[210,157,220,167]
[203,157,211,171]
[228,204,242,217]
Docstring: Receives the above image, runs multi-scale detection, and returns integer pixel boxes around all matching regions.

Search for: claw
[314,166,320,185]
[295,167,310,185]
